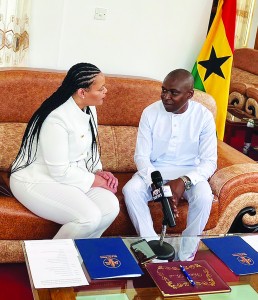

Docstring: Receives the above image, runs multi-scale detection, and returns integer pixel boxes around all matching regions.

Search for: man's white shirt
[134,100,217,187]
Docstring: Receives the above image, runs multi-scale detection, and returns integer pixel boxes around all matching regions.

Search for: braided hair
[11,62,101,174]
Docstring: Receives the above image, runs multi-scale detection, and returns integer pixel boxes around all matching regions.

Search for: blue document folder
[75,238,143,279]
[202,236,258,275]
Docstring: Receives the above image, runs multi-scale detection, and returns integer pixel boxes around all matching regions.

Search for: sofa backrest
[0,68,217,173]
[233,48,258,76]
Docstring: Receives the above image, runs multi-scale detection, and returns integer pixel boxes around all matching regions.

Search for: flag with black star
[192,0,236,140]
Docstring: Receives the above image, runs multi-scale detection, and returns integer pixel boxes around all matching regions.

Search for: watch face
[185,181,192,190]
[180,176,192,190]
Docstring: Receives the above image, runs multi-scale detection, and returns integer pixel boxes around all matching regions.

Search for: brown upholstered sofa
[229,48,258,110]
[0,68,258,263]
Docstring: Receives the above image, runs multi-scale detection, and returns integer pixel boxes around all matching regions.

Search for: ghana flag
[192,0,236,140]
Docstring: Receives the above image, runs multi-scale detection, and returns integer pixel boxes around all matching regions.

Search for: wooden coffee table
[23,235,258,300]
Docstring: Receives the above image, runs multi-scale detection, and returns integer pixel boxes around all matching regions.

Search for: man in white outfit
[122,69,217,261]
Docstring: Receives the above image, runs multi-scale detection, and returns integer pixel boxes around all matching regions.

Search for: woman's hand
[95,170,118,191]
[91,172,118,194]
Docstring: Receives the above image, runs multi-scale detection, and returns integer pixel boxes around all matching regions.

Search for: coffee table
[23,235,258,300]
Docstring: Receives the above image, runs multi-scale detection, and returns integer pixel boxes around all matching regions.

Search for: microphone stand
[148,214,175,261]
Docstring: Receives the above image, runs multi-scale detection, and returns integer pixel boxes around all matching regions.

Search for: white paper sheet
[24,239,88,288]
[241,235,258,252]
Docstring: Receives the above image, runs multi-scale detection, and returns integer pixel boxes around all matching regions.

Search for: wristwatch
[179,176,192,190]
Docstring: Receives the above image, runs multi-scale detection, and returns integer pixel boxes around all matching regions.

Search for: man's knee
[122,178,146,206]
[122,175,146,195]
[122,178,136,196]
[189,182,213,208]
[195,192,213,210]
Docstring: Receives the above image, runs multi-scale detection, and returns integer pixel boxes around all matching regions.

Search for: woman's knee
[109,194,120,219]
[76,209,102,232]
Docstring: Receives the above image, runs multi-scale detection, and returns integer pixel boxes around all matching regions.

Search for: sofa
[0,68,258,263]
[229,48,258,110]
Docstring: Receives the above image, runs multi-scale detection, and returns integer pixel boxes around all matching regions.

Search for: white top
[11,97,102,193]
[134,100,217,187]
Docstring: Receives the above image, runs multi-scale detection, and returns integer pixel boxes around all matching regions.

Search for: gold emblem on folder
[100,255,121,268]
[233,253,254,265]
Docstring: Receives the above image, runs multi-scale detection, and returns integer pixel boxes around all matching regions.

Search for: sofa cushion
[0,173,60,240]
[0,123,26,171]
[0,122,137,174]
[193,89,217,119]
[0,195,60,240]
[230,82,248,94]
[0,69,65,123]
[97,75,162,127]
[0,173,12,197]
[231,68,258,87]
[99,125,137,172]
[233,48,258,76]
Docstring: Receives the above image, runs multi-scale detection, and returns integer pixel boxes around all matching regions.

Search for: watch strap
[179,176,192,190]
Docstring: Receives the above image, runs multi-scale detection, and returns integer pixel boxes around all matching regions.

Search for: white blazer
[11,97,102,193]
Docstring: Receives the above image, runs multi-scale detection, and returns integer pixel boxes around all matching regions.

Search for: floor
[0,263,33,300]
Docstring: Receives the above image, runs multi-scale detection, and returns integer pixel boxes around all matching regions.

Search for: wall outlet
[94,8,107,20]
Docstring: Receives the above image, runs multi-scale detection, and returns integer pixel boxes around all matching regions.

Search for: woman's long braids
[11,62,101,174]
[85,106,101,172]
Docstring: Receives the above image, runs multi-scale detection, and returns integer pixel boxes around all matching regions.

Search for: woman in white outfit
[10,63,119,239]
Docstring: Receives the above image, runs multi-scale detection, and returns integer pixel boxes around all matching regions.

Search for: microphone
[147,170,176,261]
[151,171,176,228]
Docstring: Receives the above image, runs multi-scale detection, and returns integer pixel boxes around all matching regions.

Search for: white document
[24,239,89,288]
[241,235,258,252]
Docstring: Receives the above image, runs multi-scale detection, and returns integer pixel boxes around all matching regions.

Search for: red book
[145,260,231,297]
[195,249,239,282]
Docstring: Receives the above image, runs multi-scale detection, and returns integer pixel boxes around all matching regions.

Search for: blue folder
[75,237,143,279]
[202,236,258,275]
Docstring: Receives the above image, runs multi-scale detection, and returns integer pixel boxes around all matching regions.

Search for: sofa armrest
[206,140,258,234]
[209,163,258,215]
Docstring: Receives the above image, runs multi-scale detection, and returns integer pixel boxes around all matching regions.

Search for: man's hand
[167,178,185,217]
[92,171,118,193]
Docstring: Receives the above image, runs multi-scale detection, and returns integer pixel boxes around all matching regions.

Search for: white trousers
[10,177,119,239]
[122,174,213,260]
